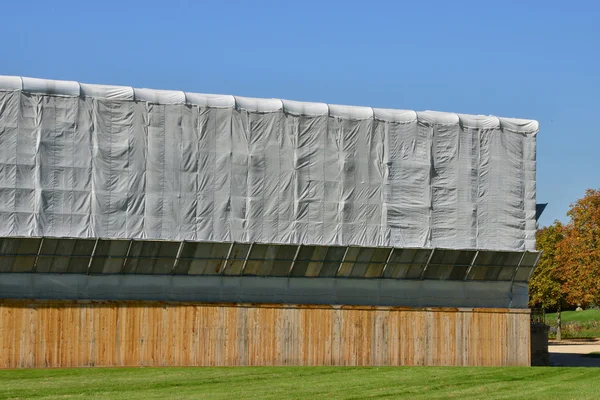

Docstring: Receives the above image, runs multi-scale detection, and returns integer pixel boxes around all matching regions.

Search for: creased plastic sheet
[0,76,539,251]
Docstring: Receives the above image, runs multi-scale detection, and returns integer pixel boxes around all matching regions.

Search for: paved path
[549,341,600,367]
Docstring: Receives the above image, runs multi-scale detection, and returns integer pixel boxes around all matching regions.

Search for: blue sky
[1,0,598,228]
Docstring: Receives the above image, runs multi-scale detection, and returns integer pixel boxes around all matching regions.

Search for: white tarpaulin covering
[0,76,538,251]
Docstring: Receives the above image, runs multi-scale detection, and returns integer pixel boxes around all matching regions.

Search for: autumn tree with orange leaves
[529,189,600,340]
[555,189,600,308]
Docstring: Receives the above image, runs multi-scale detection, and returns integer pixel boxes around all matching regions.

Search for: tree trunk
[556,305,562,341]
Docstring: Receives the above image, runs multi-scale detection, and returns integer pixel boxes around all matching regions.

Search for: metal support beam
[170,241,186,275]
[219,242,236,275]
[120,240,134,274]
[508,252,528,307]
[419,249,436,280]
[335,247,351,277]
[379,248,395,278]
[509,252,527,283]
[86,238,99,275]
[239,242,253,276]
[287,245,302,277]
[31,237,44,273]
[463,250,479,281]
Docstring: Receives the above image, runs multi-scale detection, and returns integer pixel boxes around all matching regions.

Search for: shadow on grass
[581,352,600,358]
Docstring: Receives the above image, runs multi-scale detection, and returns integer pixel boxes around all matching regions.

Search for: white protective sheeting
[0,75,538,251]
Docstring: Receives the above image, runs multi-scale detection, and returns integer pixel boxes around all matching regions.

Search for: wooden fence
[0,300,530,368]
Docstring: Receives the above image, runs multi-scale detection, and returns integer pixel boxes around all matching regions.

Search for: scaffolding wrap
[0,76,538,251]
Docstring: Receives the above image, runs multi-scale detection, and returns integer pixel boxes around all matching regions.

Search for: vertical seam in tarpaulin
[145,102,152,239]
[125,100,131,237]
[528,132,535,251]
[301,113,306,244]
[33,94,42,237]
[351,116,357,246]
[291,113,297,242]
[261,112,267,242]
[356,113,362,246]
[469,123,478,250]
[89,98,96,238]
[322,105,328,243]
[368,108,379,246]
[245,110,251,242]
[138,100,147,240]
[197,105,203,242]
[50,96,57,235]
[228,108,234,242]
[337,116,343,246]
[106,99,113,236]
[397,119,408,248]
[304,114,309,245]
[454,114,461,247]
[294,113,301,243]
[142,101,148,240]
[519,129,525,251]
[499,125,506,249]
[352,117,358,246]
[475,128,481,249]
[160,104,167,239]
[69,95,80,237]
[210,106,216,242]
[258,110,265,242]
[193,106,199,241]
[389,119,397,248]
[497,126,504,249]
[371,109,377,246]
[276,109,282,243]
[25,83,35,236]
[13,91,21,236]
[342,117,348,246]
[531,133,537,250]
[175,104,182,240]
[369,111,374,246]
[379,117,387,246]
[428,121,434,248]
[177,105,183,240]
[170,105,177,239]
[455,115,461,248]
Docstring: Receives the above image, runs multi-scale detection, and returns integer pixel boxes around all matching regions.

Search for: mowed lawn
[546,309,600,324]
[545,309,600,339]
[1,366,599,400]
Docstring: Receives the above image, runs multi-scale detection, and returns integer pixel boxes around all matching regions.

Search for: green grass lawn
[546,309,600,324]
[1,367,599,400]
[544,309,600,339]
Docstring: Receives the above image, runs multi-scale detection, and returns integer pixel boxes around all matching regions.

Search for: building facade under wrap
[0,76,540,367]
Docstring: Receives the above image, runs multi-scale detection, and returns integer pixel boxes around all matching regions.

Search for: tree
[556,189,600,308]
[529,221,565,308]
[529,221,566,339]
[529,189,600,341]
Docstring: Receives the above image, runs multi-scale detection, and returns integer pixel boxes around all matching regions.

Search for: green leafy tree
[529,221,566,339]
